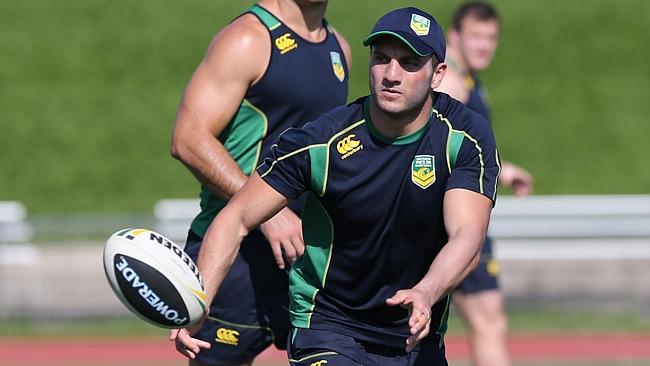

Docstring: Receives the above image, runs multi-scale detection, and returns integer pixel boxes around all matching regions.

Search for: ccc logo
[215,328,239,346]
[275,33,297,54]
[310,361,328,366]
[336,134,361,154]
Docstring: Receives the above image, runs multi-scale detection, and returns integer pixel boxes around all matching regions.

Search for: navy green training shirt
[257,93,500,349]
[191,4,349,237]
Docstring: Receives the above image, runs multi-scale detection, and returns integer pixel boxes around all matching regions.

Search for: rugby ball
[103,228,207,328]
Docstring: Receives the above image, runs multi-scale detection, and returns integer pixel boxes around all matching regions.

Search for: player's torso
[192,5,348,236]
[293,95,465,347]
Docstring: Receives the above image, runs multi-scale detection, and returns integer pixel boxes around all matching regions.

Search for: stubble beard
[370,89,430,123]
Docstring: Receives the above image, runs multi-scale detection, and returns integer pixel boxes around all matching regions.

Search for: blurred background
[1,0,649,365]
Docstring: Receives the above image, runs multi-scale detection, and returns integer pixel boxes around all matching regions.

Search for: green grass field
[2,0,649,214]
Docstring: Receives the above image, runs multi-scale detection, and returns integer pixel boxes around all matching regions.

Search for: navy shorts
[288,328,447,366]
[455,236,500,294]
[184,230,290,366]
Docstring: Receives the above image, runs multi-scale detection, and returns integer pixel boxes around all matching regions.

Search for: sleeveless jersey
[257,93,500,349]
[191,4,349,237]
[465,72,490,121]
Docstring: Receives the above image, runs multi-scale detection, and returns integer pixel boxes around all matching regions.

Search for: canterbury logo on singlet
[310,361,328,366]
[215,328,239,346]
[275,33,298,54]
[336,134,363,159]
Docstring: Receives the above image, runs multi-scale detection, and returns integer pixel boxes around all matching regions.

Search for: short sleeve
[445,115,500,205]
[256,127,312,200]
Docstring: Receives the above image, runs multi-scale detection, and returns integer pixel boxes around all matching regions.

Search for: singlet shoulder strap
[247,4,282,31]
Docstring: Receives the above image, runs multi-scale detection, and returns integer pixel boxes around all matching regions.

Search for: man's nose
[383,59,401,83]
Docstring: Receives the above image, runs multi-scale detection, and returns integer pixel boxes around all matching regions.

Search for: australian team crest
[410,14,431,36]
[411,155,436,189]
[330,51,345,82]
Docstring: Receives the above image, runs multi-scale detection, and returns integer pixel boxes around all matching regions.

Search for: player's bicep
[443,188,492,247]
[175,22,268,137]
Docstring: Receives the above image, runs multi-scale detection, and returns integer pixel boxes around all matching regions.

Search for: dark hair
[451,1,500,31]
[431,53,440,69]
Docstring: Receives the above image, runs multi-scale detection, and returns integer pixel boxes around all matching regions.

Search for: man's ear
[431,63,447,90]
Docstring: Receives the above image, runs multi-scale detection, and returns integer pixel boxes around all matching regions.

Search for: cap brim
[363,31,433,57]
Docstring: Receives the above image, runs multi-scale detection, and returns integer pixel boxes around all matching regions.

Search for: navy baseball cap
[363,7,446,61]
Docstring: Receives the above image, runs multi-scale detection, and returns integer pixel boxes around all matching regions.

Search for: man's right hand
[259,207,304,269]
[169,311,210,359]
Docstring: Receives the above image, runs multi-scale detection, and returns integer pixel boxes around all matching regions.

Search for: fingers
[282,238,299,265]
[172,328,211,359]
[261,208,304,269]
[406,319,430,353]
[406,309,431,352]
[386,290,411,307]
[169,328,179,341]
[408,309,430,331]
[269,240,286,270]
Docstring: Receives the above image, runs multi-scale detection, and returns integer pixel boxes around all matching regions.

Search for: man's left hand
[386,288,433,352]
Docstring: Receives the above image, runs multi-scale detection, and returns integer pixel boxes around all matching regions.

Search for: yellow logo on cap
[410,14,430,36]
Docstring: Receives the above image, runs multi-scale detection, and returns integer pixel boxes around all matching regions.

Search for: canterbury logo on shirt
[310,361,328,366]
[336,133,363,159]
[275,33,298,54]
[215,328,240,346]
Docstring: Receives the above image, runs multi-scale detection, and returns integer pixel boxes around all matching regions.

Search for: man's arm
[170,15,266,198]
[499,162,534,197]
[171,173,289,358]
[197,173,289,307]
[386,188,492,351]
[169,15,303,268]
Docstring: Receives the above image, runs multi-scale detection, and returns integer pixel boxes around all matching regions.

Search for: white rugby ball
[103,228,207,328]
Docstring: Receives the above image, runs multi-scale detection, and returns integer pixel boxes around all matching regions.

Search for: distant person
[436,2,534,366]
[168,0,350,365]
[175,7,501,365]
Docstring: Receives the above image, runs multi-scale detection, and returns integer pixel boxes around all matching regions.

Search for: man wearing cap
[174,7,500,365]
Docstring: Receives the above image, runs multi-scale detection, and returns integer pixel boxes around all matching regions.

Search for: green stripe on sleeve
[309,145,328,196]
[448,130,465,169]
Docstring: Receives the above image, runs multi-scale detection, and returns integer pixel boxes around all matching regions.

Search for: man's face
[369,36,435,117]
[455,17,500,71]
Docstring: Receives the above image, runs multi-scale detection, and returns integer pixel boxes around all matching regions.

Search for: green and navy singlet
[191,4,349,237]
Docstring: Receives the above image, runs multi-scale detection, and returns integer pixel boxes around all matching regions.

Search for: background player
[169,0,351,364]
[175,7,500,365]
[436,2,534,365]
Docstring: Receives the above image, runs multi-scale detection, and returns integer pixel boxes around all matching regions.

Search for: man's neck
[263,0,327,40]
[446,46,470,76]
[369,95,433,139]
